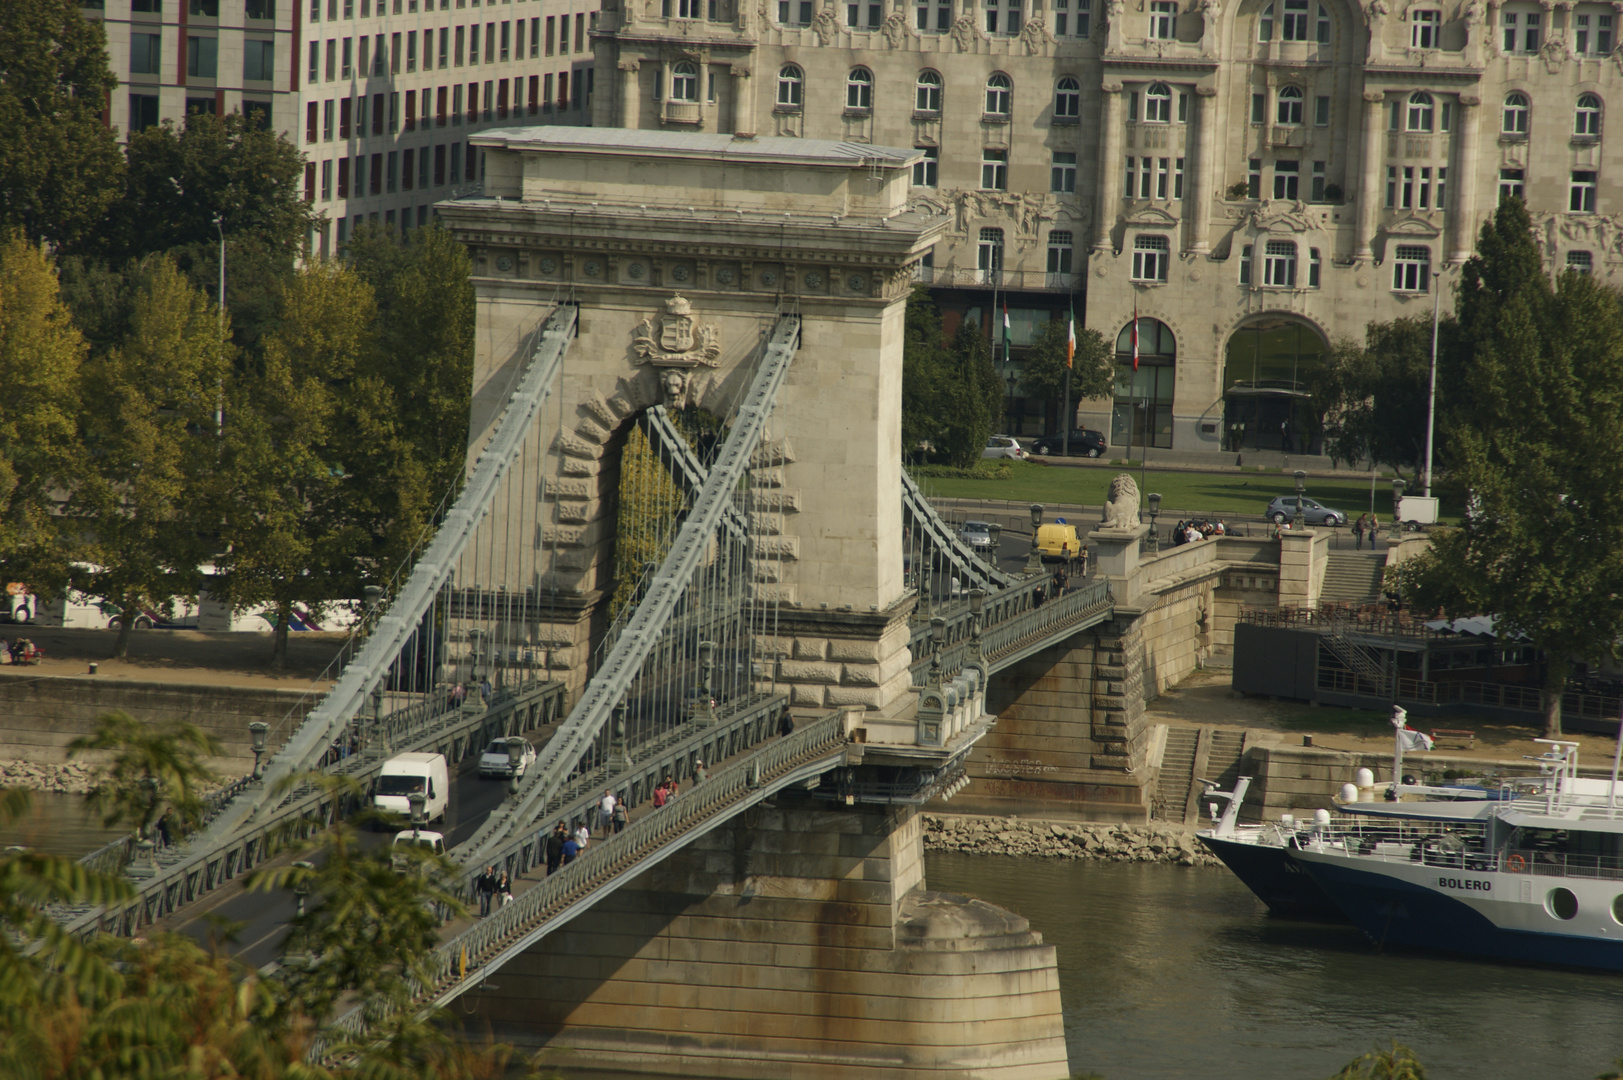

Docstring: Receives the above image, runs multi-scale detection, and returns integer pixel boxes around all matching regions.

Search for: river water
[10,794,1623,1079]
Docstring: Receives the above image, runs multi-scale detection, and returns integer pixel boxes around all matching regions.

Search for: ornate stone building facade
[589,0,1621,455]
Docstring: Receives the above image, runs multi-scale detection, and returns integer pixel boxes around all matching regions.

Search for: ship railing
[1500,848,1623,881]
[1304,817,1491,865]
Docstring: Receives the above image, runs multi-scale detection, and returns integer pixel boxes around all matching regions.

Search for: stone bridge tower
[438,130,945,716]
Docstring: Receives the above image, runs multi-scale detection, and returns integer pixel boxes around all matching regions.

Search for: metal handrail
[914,577,1113,681]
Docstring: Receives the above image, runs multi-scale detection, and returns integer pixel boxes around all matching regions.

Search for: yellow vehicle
[1035,522,1081,561]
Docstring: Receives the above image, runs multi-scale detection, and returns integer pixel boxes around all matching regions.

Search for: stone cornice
[1100,56,1221,73]
[1361,65,1485,81]
[608,31,758,51]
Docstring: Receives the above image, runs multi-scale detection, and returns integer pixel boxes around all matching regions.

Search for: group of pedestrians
[473,865,514,916]
[1352,512,1383,551]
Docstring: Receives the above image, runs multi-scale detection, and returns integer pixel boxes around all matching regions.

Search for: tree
[1018,317,1113,431]
[1392,197,1623,739]
[66,257,232,658]
[1315,318,1450,475]
[66,711,220,840]
[901,287,955,459]
[347,224,477,498]
[0,235,87,585]
[1328,1042,1427,1080]
[0,0,125,255]
[938,317,1004,467]
[213,264,431,665]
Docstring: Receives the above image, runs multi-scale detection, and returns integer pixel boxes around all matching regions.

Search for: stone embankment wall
[0,760,99,794]
[923,814,1222,868]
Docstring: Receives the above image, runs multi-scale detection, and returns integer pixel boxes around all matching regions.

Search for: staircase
[1320,551,1386,603]
[1154,727,1200,822]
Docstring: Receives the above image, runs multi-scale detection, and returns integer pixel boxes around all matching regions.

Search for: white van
[373,752,449,824]
[390,829,446,872]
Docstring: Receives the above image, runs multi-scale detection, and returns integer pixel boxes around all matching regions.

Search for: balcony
[927,268,1077,292]
[662,100,702,125]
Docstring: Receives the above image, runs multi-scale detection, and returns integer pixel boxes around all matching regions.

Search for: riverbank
[923,813,1222,868]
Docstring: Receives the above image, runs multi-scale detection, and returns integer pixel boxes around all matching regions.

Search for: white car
[982,435,1026,460]
[478,738,537,779]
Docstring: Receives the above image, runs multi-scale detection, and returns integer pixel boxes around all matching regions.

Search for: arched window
[1277,85,1304,125]
[1576,92,1603,136]
[915,70,942,113]
[1054,76,1081,118]
[1145,82,1172,123]
[671,61,699,102]
[985,72,1012,116]
[777,64,804,107]
[1258,2,1274,40]
[1113,318,1176,449]
[1502,91,1529,133]
[1406,91,1434,132]
[846,67,872,110]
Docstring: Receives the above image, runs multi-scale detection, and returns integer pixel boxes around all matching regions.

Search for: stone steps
[1154,727,1199,822]
[1320,552,1386,603]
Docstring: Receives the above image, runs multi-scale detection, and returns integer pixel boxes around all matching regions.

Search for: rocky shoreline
[0,760,100,794]
[923,814,1222,868]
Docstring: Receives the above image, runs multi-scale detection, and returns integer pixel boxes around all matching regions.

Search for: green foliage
[1316,317,1449,474]
[608,425,688,619]
[1018,317,1114,421]
[942,317,1006,468]
[346,224,477,497]
[1327,1042,1427,1080]
[0,234,86,585]
[902,286,955,458]
[911,461,1016,480]
[0,0,125,255]
[900,289,1004,465]
[1393,197,1623,738]
[65,257,232,658]
[66,710,220,839]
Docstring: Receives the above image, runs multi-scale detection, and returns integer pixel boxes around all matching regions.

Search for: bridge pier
[463,795,1070,1079]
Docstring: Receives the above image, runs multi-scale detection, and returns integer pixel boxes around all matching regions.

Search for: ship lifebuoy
[1506,854,1527,873]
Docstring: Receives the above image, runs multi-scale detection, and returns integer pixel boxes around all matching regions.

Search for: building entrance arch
[1221,315,1327,453]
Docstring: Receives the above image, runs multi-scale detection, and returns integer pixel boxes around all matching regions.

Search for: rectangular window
[512,20,521,59]
[374,34,386,75]
[1436,166,1447,210]
[131,33,161,75]
[1601,14,1615,53]
[341,36,352,78]
[435,144,447,185]
[1387,164,1399,207]
[190,0,219,14]
[981,148,1008,190]
[530,17,540,55]
[1493,167,1519,201]
[546,16,556,53]
[128,93,161,132]
[1273,160,1299,200]
[1389,99,1401,130]
[1411,8,1439,47]
[1401,164,1414,209]
[406,30,417,72]
[386,151,399,194]
[244,39,274,81]
[497,79,509,117]
[1248,158,1261,199]
[1051,151,1077,194]
[390,32,401,73]
[1149,0,1177,37]
[1282,0,1308,38]
[320,159,333,200]
[542,73,552,108]
[374,92,386,134]
[1048,231,1074,276]
[358,38,369,77]
[1571,170,1598,212]
[323,99,334,140]
[1132,235,1170,281]
[327,38,338,81]
[1173,157,1185,199]
[339,96,352,137]
[1314,95,1330,126]
[187,36,219,78]
[337,157,350,198]
[1154,157,1169,199]
[528,74,539,113]
[1262,240,1296,287]
[484,79,494,117]
[1316,3,1330,40]
[468,81,478,120]
[1417,165,1432,209]
[913,146,939,187]
[405,91,416,129]
[1251,93,1265,124]
[545,16,554,54]
[1393,245,1430,292]
[1239,244,1253,285]
[1311,160,1326,201]
[1177,91,1189,122]
[455,25,466,65]
[500,21,510,60]
[309,41,320,82]
[370,153,383,196]
[452,83,464,122]
[306,102,319,143]
[389,91,399,130]
[1569,250,1594,274]
[1577,12,1592,52]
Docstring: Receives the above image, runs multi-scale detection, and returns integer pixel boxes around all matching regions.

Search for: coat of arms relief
[632,294,723,410]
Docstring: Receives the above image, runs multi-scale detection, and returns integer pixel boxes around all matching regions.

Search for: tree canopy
[1392,198,1623,738]
[900,289,1003,467]
[1315,316,1452,476]
[1017,315,1113,427]
[0,0,125,254]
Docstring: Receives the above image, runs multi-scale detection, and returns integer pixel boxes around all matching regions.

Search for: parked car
[478,738,537,779]
[960,520,996,551]
[982,435,1026,460]
[1030,429,1108,458]
[1265,496,1346,526]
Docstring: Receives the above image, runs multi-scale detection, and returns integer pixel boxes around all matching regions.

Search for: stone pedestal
[466,798,1070,1079]
[1277,528,1328,609]
[1090,524,1148,606]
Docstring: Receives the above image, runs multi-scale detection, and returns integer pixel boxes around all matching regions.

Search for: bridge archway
[1220,314,1328,453]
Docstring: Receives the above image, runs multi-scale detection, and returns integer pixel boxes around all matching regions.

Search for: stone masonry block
[575,418,612,445]
[550,477,593,500]
[755,536,800,559]
[825,684,885,708]
[749,490,802,513]
[790,682,826,706]
[792,638,827,660]
[779,660,841,683]
[556,431,603,459]
[554,499,600,525]
[827,637,883,664]
[582,395,618,428]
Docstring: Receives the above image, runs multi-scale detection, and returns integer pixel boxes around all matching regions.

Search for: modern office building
[589,0,1618,455]
[88,0,599,254]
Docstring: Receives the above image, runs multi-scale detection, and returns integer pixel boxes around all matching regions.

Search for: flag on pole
[1066,302,1076,370]
[1002,302,1012,359]
[1131,301,1140,372]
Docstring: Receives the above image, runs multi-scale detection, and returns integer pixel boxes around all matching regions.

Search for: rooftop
[470,127,922,169]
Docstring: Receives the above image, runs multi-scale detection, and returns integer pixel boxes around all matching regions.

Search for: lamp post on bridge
[1025,503,1044,576]
[407,791,427,841]
[696,639,717,727]
[249,721,269,781]
[968,589,985,663]
[928,615,947,687]
[1146,493,1162,553]
[609,701,632,772]
[1292,470,1307,530]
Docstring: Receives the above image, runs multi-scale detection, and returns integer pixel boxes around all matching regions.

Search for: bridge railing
[912,577,1113,681]
[311,711,848,1061]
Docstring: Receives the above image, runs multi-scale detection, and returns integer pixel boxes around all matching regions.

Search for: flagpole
[1062,295,1074,458]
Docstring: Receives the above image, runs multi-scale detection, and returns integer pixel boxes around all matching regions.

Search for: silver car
[1265,495,1346,526]
[960,520,995,551]
[982,435,1026,460]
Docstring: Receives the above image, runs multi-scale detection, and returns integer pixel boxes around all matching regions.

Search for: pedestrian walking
[545,822,566,875]
[1368,512,1381,551]
[599,790,617,833]
[611,800,628,833]
[561,835,580,866]
[498,870,514,907]
[693,758,708,785]
[777,712,795,738]
[575,822,590,851]
[1354,513,1368,550]
[154,810,173,851]
[476,865,497,916]
[652,781,669,809]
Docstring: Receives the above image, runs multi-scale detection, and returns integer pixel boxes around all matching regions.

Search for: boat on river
[1291,738,1623,971]
[1197,710,1513,920]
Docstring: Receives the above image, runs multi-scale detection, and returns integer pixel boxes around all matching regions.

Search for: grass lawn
[913,462,1449,523]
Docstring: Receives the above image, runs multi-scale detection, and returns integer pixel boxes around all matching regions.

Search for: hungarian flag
[1131,300,1140,372]
[1066,302,1075,370]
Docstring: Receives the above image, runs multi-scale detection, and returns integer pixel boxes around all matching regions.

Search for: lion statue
[1100,473,1141,531]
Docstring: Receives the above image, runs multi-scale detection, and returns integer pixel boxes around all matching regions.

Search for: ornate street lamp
[249,721,269,781]
[505,736,528,801]
[1147,493,1162,553]
[407,791,427,841]
[1293,470,1307,530]
[697,639,716,725]
[1026,503,1044,576]
[928,615,947,686]
[1391,477,1406,541]
[968,589,986,661]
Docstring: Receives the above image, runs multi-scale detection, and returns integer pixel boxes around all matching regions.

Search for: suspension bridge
[53,130,1152,1080]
